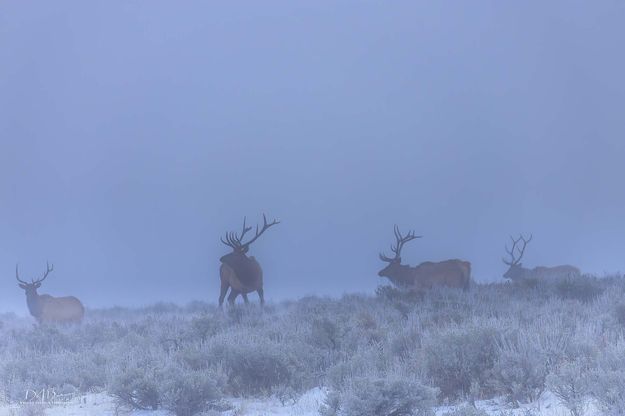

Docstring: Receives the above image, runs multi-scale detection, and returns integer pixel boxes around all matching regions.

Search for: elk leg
[227,290,239,306]
[219,281,230,308]
[241,293,250,304]
[257,288,265,306]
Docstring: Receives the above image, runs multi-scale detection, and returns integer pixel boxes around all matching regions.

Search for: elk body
[378,226,471,291]
[218,215,279,307]
[16,263,84,324]
[502,234,581,281]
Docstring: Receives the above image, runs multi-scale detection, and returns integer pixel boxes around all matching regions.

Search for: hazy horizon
[1,1,625,314]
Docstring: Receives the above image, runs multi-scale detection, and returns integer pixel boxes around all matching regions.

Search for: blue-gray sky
[1,1,624,313]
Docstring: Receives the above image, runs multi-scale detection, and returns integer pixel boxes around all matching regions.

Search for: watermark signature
[0,388,82,407]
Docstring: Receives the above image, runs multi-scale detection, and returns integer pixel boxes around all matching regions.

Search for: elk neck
[24,289,43,319]
[220,251,249,263]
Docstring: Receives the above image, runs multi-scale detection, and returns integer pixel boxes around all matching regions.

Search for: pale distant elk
[378,226,471,291]
[16,262,85,324]
[502,234,581,281]
[219,214,279,307]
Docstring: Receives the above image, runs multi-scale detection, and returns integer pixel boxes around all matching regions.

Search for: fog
[1,1,624,312]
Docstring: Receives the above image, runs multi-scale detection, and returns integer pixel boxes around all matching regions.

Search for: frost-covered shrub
[79,321,129,346]
[140,302,181,315]
[376,285,421,303]
[423,326,498,399]
[109,367,160,411]
[189,315,223,343]
[326,349,386,391]
[588,346,625,416]
[613,303,625,327]
[1,350,106,399]
[555,276,603,303]
[341,314,385,350]
[70,352,108,390]
[184,300,212,314]
[375,285,423,320]
[562,339,598,364]
[390,330,421,360]
[546,361,590,416]
[209,340,293,396]
[321,377,437,416]
[490,316,578,405]
[310,318,344,351]
[490,354,547,405]
[489,331,556,404]
[16,326,76,354]
[160,367,220,416]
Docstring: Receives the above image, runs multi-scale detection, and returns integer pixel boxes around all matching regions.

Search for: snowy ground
[0,388,599,416]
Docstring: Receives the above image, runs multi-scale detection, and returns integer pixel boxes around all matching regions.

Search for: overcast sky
[1,1,624,313]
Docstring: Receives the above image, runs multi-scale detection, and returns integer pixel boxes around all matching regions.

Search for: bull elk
[378,225,471,291]
[502,234,581,281]
[218,214,279,307]
[16,262,85,324]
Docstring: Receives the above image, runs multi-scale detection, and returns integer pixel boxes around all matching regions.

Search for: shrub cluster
[320,376,437,416]
[0,274,624,415]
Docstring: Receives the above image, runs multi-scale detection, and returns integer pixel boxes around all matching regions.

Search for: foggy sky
[1,1,624,313]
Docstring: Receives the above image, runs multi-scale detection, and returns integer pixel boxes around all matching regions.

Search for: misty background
[1,1,624,313]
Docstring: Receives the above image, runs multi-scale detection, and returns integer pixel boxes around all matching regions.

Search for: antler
[220,217,253,249]
[16,262,54,284]
[379,225,422,263]
[221,214,279,252]
[240,214,280,249]
[503,234,532,266]
[15,264,27,284]
[34,262,54,284]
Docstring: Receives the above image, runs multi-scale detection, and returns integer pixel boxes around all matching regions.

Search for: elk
[218,214,279,307]
[502,234,581,281]
[378,226,471,291]
[16,262,85,324]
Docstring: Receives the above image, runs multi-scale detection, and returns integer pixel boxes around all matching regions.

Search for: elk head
[16,262,53,294]
[502,234,532,280]
[378,225,422,279]
[16,262,53,317]
[220,214,280,256]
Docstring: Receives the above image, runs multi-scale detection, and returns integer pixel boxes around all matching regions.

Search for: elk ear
[18,283,27,289]
[34,282,42,289]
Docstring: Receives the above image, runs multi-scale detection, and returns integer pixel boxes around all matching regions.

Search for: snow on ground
[0,389,326,416]
[224,387,326,416]
[436,391,600,416]
[0,388,601,416]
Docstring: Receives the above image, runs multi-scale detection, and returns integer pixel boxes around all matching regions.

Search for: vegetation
[0,274,624,415]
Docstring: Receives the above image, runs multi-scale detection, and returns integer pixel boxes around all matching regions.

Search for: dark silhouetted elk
[218,214,279,307]
[378,226,471,291]
[502,234,581,281]
[16,262,85,324]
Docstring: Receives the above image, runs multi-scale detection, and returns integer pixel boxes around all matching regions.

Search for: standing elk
[378,225,471,291]
[502,234,581,281]
[16,262,85,324]
[218,214,279,307]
